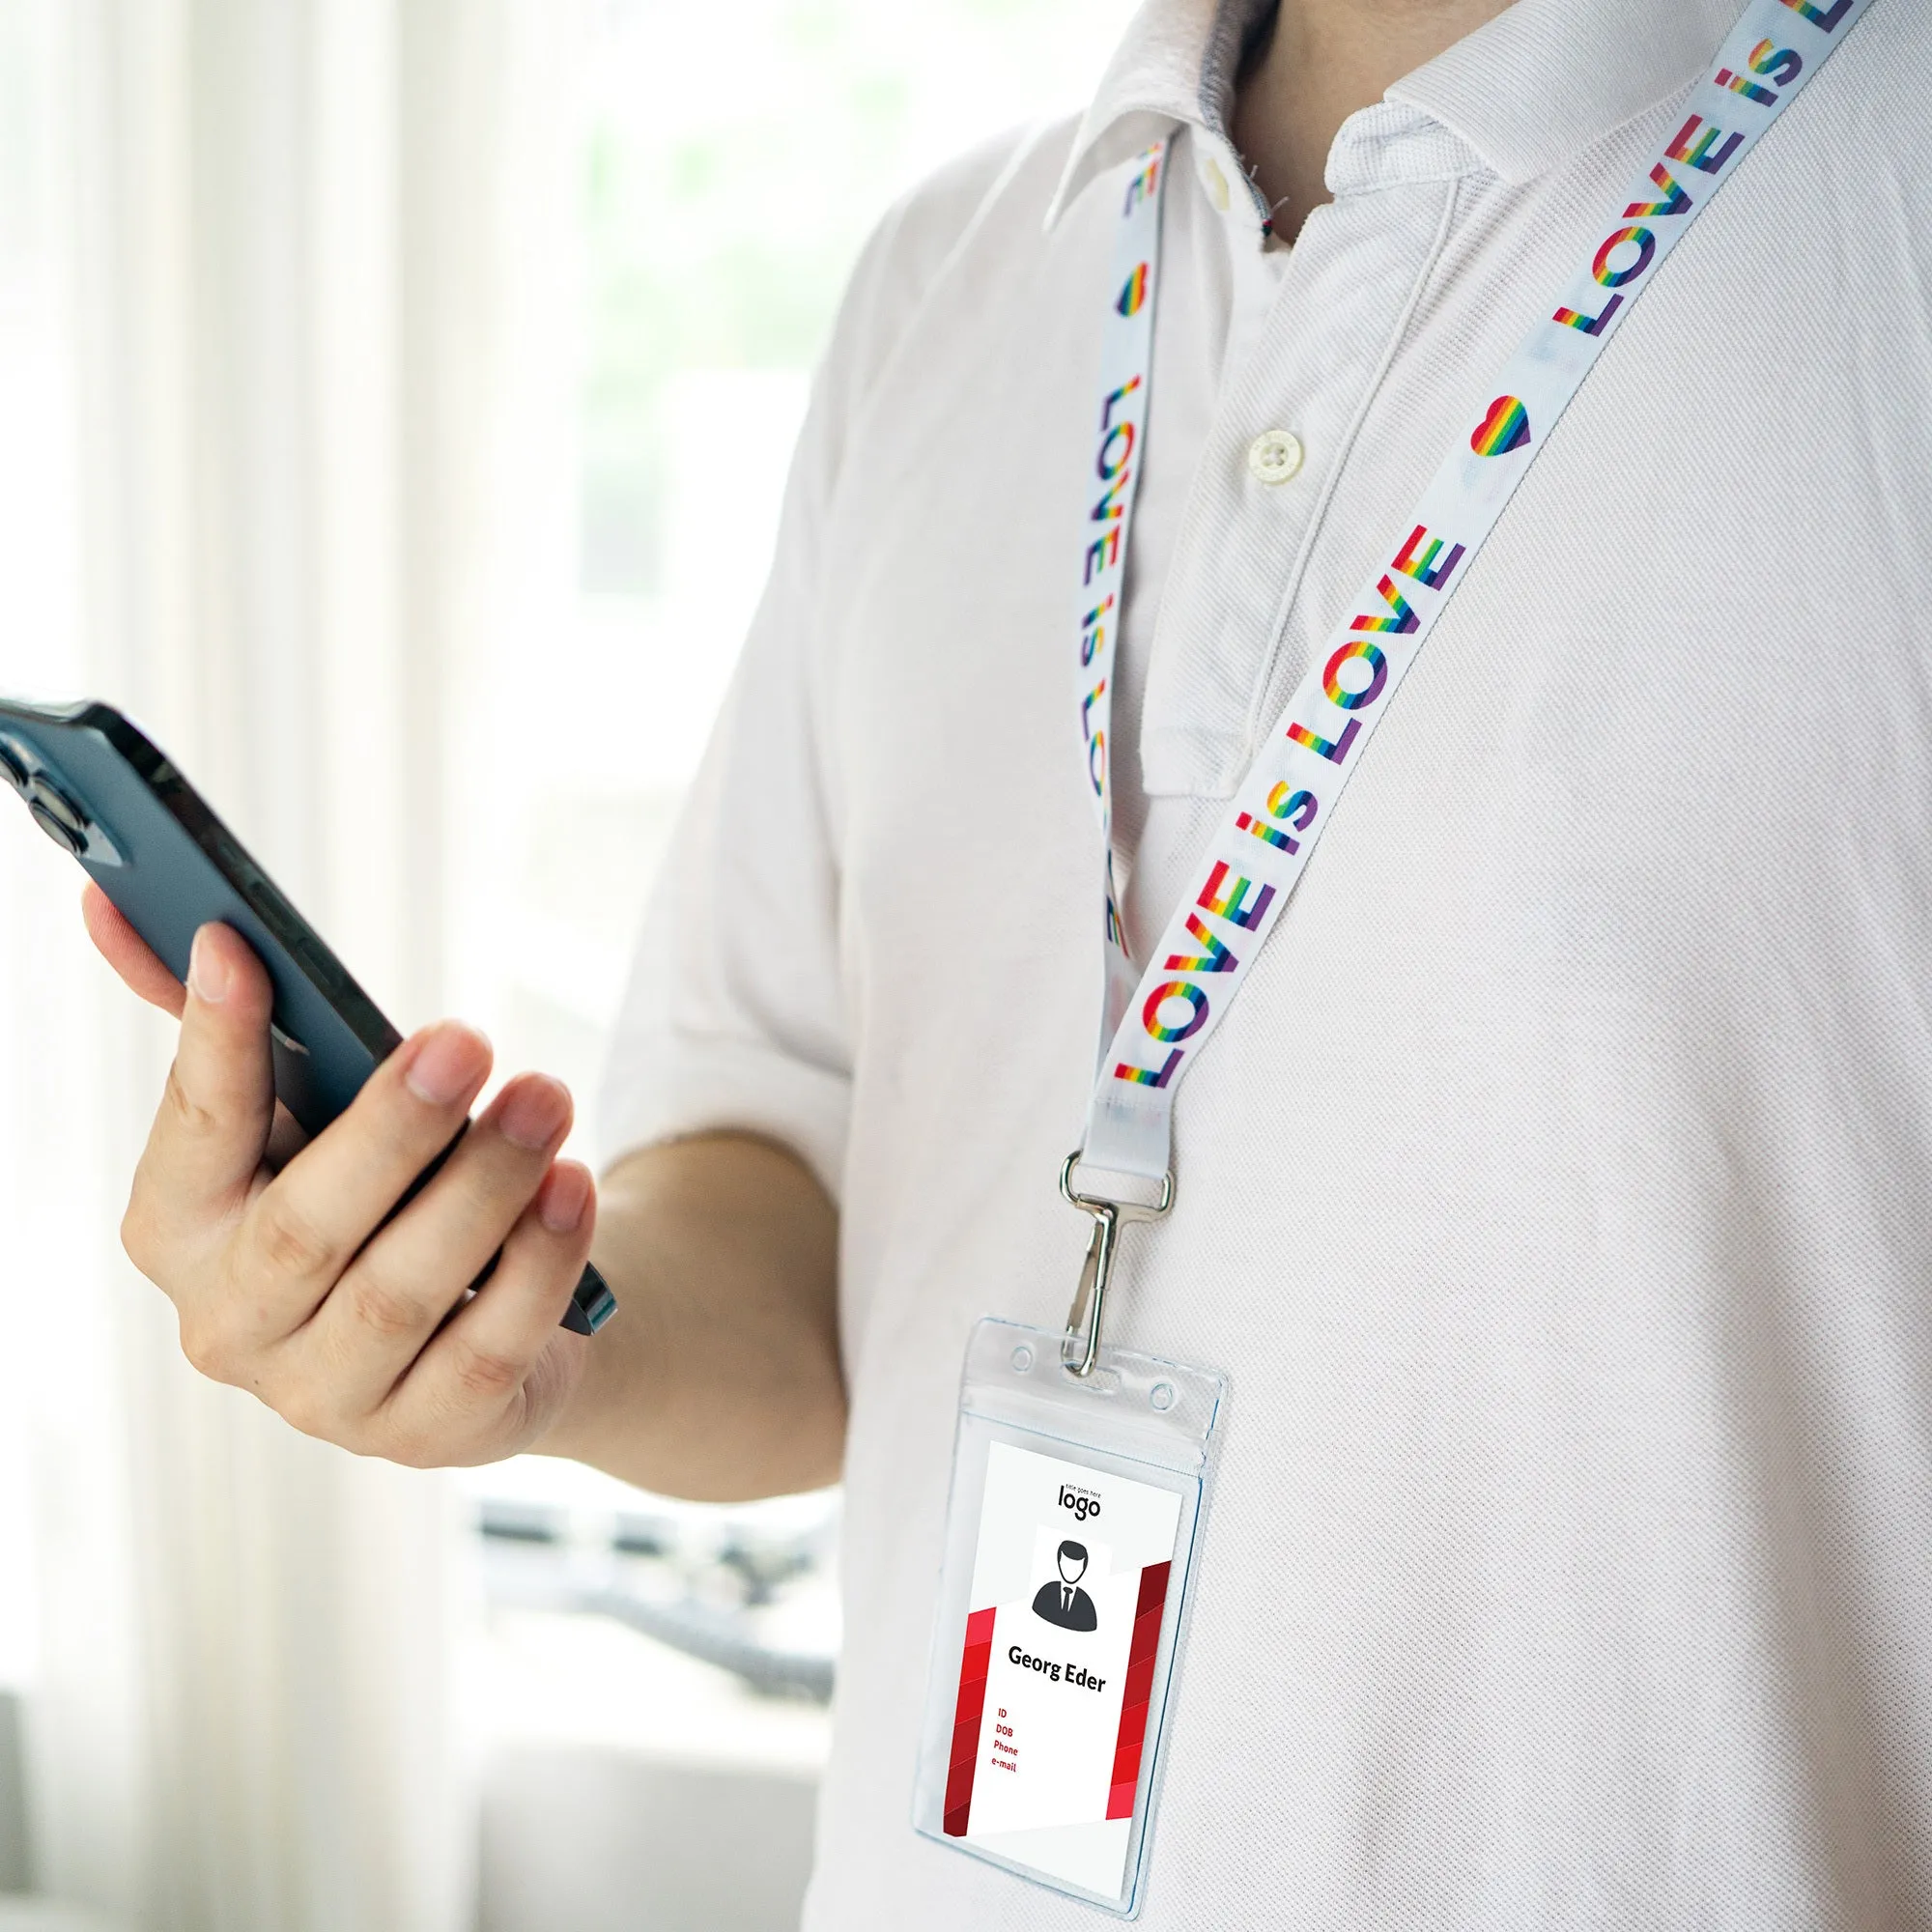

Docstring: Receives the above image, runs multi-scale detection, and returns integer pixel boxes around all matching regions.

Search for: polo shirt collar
[1390,0,1746,186]
[1046,0,1272,227]
[1048,0,1744,226]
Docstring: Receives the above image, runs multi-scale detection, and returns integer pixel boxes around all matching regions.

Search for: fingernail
[188,928,232,1005]
[539,1163,591,1234]
[499,1076,571,1151]
[404,1023,491,1106]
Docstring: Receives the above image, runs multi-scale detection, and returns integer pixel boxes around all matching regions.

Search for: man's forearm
[531,1131,844,1500]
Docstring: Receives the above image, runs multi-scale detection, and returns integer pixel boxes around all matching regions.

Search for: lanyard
[1062,0,1874,1371]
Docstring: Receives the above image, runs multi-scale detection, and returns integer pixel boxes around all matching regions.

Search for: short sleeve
[597,130,1037,1201]
[596,364,852,1196]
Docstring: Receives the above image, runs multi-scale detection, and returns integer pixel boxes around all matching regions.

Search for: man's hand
[86,886,598,1466]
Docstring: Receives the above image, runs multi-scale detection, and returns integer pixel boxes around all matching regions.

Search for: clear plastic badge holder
[913,1317,1226,1916]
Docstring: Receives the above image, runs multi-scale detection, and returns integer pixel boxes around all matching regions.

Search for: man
[89,0,1932,1921]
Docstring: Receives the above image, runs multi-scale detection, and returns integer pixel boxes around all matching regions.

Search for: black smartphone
[0,696,616,1336]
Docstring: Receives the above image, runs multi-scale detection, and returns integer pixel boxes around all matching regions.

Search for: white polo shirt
[602,0,1932,1920]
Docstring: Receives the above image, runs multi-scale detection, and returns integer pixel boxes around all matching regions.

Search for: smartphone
[0,696,616,1336]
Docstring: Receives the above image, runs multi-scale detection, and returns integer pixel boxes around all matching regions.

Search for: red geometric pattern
[1105,1560,1170,1819]
[942,1606,998,1836]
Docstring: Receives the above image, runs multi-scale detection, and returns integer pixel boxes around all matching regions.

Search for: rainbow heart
[1470,395,1531,457]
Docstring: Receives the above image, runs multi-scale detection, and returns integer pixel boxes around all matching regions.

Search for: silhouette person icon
[1031,1540,1098,1632]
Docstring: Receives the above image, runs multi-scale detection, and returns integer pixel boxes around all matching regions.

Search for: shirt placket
[1138,108,1481,805]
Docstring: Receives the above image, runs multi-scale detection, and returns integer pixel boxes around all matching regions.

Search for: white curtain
[0,2,583,1925]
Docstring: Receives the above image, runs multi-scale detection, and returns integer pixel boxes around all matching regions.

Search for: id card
[913,1320,1225,1916]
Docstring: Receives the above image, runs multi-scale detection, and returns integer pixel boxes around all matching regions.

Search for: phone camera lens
[25,778,89,856]
[28,798,85,856]
[0,741,26,793]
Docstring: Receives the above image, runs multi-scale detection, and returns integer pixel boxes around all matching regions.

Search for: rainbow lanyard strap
[1061,0,1875,1374]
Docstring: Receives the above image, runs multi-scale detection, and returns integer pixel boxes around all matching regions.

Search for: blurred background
[0,0,1128,1926]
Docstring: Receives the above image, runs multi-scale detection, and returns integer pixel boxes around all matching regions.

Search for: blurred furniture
[0,1693,25,1893]
[479,1746,816,1932]
[0,1692,128,1931]
[0,1906,128,1931]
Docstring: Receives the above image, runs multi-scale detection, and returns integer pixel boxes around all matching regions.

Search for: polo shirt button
[1246,428,1304,484]
[1199,154,1231,212]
